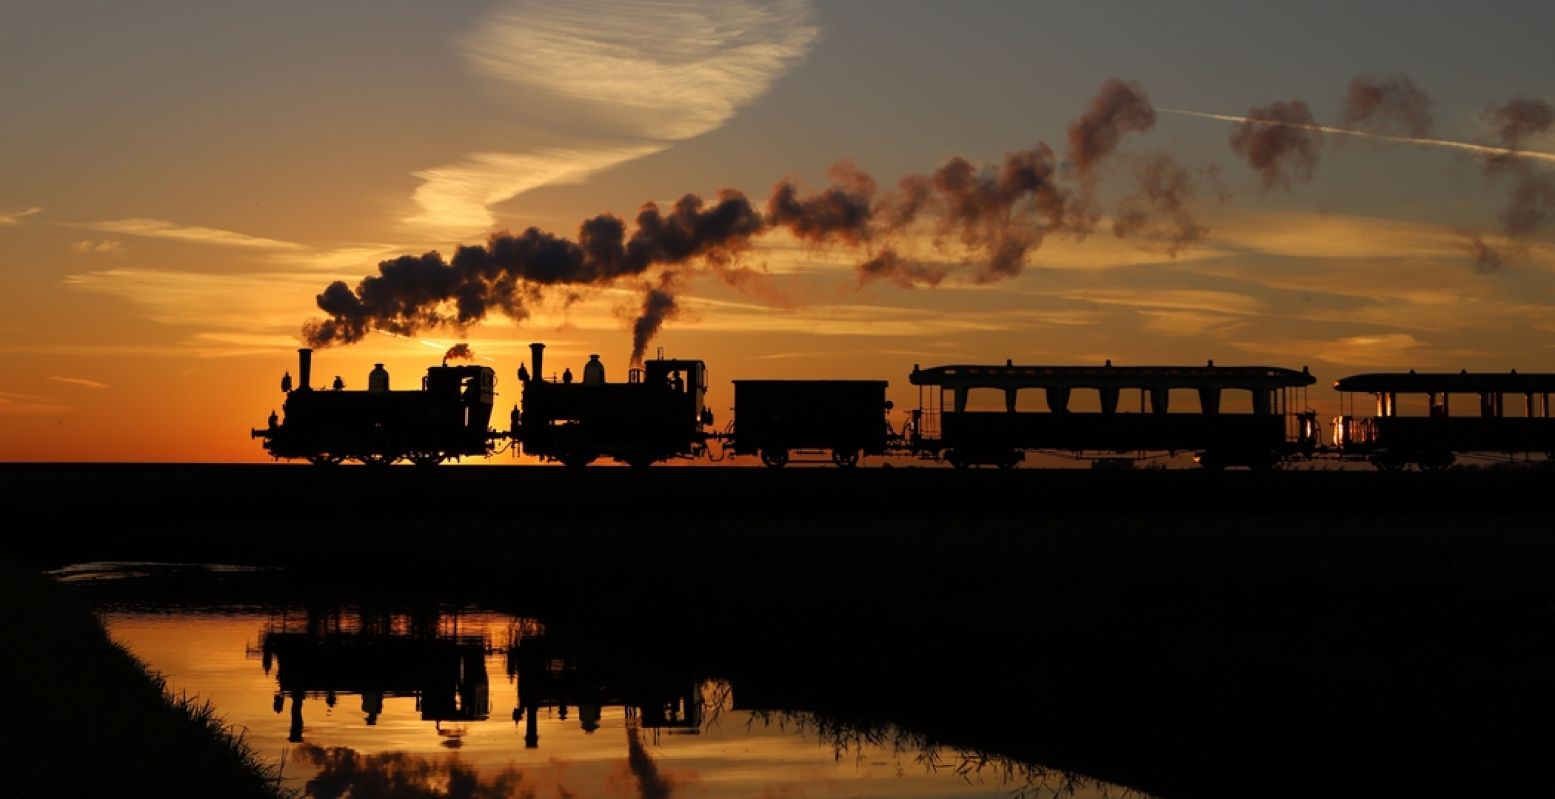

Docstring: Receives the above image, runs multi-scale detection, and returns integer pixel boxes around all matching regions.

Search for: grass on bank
[0,554,291,799]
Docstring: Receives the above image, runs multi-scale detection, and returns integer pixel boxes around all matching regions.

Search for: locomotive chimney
[529,342,545,384]
[297,348,313,391]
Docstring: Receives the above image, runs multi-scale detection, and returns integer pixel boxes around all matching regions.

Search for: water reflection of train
[254,607,705,748]
[257,607,493,743]
[254,344,1555,471]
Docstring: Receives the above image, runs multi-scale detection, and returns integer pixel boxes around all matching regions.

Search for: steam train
[253,345,1555,470]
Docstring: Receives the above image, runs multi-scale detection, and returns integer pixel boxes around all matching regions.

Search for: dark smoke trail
[623,723,673,799]
[304,191,762,348]
[1472,96,1555,272]
[1067,78,1157,180]
[766,160,876,247]
[630,272,681,366]
[303,79,1178,351]
[1229,100,1321,191]
[857,247,950,288]
[763,146,1074,286]
[1341,75,1433,136]
[1113,153,1209,255]
[924,147,1071,281]
[442,343,474,363]
[1486,96,1555,150]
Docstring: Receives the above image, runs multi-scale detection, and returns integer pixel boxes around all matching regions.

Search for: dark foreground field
[7,463,1555,797]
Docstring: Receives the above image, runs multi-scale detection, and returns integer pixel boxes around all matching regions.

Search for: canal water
[68,564,1134,799]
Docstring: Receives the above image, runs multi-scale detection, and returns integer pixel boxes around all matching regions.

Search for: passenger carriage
[1331,371,1555,470]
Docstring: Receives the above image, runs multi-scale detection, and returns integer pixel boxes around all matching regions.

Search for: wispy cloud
[64,268,327,329]
[407,0,818,235]
[0,390,70,415]
[1058,287,1264,317]
[1232,332,1477,368]
[465,0,819,141]
[47,376,109,390]
[69,239,124,255]
[262,244,414,271]
[0,206,44,225]
[70,219,306,250]
[407,143,667,232]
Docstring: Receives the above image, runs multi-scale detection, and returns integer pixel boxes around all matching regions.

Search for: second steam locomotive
[253,344,1555,471]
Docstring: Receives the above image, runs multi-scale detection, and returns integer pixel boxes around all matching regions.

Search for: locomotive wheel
[760,449,789,468]
[561,454,595,469]
[624,455,655,469]
[409,452,445,467]
[831,449,859,469]
[359,453,396,467]
[307,453,344,467]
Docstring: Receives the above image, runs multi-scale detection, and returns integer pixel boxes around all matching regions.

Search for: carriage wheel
[624,455,655,469]
[561,453,595,469]
[307,453,344,467]
[358,452,397,466]
[1419,452,1455,472]
[831,449,859,469]
[1370,453,1406,472]
[409,451,445,467]
[760,449,789,469]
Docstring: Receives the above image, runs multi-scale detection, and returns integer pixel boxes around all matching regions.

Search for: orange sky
[3,2,1554,461]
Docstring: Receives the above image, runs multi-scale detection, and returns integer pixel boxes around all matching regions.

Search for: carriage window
[963,387,1009,412]
[1014,387,1050,412]
[1220,389,1255,415]
[1068,388,1103,413]
[1505,394,1533,418]
[1446,393,1479,418]
[1167,388,1202,414]
[1392,394,1430,417]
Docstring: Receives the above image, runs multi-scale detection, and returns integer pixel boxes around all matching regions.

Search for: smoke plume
[1342,75,1433,136]
[304,79,1183,353]
[1068,79,1157,180]
[442,343,474,364]
[1486,96,1555,150]
[304,191,763,350]
[857,248,951,288]
[1472,96,1555,272]
[1229,100,1322,190]
[1113,154,1209,255]
[631,272,682,365]
[766,160,876,247]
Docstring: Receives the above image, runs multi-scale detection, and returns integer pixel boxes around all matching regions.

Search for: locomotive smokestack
[530,342,545,384]
[297,348,313,391]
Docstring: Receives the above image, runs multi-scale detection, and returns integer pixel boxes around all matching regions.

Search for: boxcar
[731,380,891,467]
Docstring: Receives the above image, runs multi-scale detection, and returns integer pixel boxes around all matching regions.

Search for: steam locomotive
[253,345,1555,470]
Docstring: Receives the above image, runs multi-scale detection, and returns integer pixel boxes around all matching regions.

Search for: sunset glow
[4,1,1554,462]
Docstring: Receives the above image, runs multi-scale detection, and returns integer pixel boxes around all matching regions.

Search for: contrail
[1158,107,1555,166]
